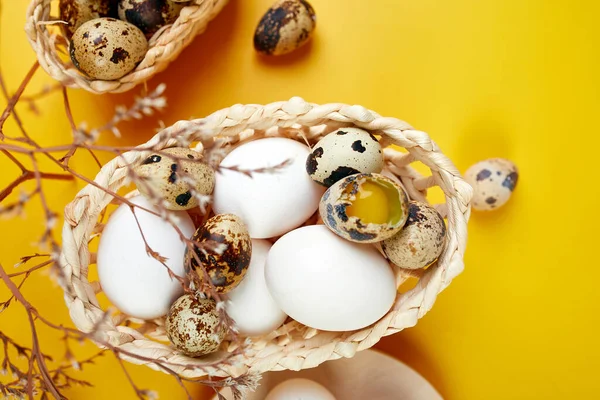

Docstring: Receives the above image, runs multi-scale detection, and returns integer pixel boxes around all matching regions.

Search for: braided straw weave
[25,0,228,94]
[59,97,472,378]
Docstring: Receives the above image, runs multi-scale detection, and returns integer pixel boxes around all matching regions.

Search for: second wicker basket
[26,0,228,94]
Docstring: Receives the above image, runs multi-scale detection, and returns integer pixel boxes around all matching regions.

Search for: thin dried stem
[0,263,63,399]
[0,169,73,202]
[0,62,39,137]
[0,27,282,395]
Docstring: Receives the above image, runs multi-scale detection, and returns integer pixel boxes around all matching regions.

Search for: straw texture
[25,0,228,94]
[59,97,472,378]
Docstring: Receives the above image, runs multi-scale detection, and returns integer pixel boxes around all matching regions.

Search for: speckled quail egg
[381,202,446,270]
[118,0,186,38]
[165,294,226,357]
[254,0,316,56]
[60,0,118,39]
[70,18,147,80]
[464,158,519,211]
[319,173,409,243]
[186,214,252,294]
[307,127,384,187]
[134,147,215,210]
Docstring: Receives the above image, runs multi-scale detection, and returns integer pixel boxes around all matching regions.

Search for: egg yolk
[345,180,404,225]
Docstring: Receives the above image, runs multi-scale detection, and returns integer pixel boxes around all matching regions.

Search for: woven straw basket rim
[25,0,228,94]
[59,97,472,379]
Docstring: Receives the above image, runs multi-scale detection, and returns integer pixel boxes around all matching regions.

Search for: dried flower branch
[217,159,293,178]
[92,84,167,139]
[0,7,298,394]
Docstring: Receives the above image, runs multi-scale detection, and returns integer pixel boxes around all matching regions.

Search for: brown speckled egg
[254,0,316,56]
[186,214,252,294]
[60,0,118,39]
[70,18,147,80]
[118,0,186,38]
[381,202,446,270]
[165,295,226,357]
[464,158,519,211]
[307,127,384,187]
[319,173,409,243]
[134,147,215,210]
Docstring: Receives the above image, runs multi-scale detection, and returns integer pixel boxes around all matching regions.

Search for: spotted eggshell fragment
[118,0,185,38]
[134,147,215,210]
[254,0,316,56]
[319,173,409,243]
[307,127,384,187]
[59,0,118,39]
[186,214,252,294]
[381,202,446,270]
[70,18,148,80]
[165,295,226,357]
[464,158,519,211]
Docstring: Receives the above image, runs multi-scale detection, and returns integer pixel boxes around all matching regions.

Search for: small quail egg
[186,214,252,294]
[165,294,226,357]
[307,127,384,187]
[59,0,119,39]
[319,173,409,243]
[134,147,215,210]
[381,202,446,270]
[254,0,316,56]
[70,18,147,80]
[118,0,186,38]
[464,158,519,211]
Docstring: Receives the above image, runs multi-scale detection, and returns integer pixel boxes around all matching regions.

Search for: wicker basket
[59,97,472,379]
[25,0,228,94]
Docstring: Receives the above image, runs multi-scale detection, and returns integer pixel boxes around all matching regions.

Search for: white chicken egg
[265,379,337,400]
[97,195,194,319]
[265,225,396,331]
[225,239,288,336]
[213,138,325,239]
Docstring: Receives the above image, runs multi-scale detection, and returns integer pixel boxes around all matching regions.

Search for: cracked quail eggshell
[134,147,215,210]
[307,127,384,187]
[165,295,226,357]
[465,158,519,211]
[319,173,409,243]
[381,202,446,270]
[70,18,148,80]
[186,214,252,294]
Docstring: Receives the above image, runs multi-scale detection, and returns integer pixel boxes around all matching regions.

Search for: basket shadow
[145,0,242,119]
[190,383,218,400]
[374,331,448,397]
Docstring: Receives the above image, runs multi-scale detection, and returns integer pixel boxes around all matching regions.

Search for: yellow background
[1,0,599,398]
